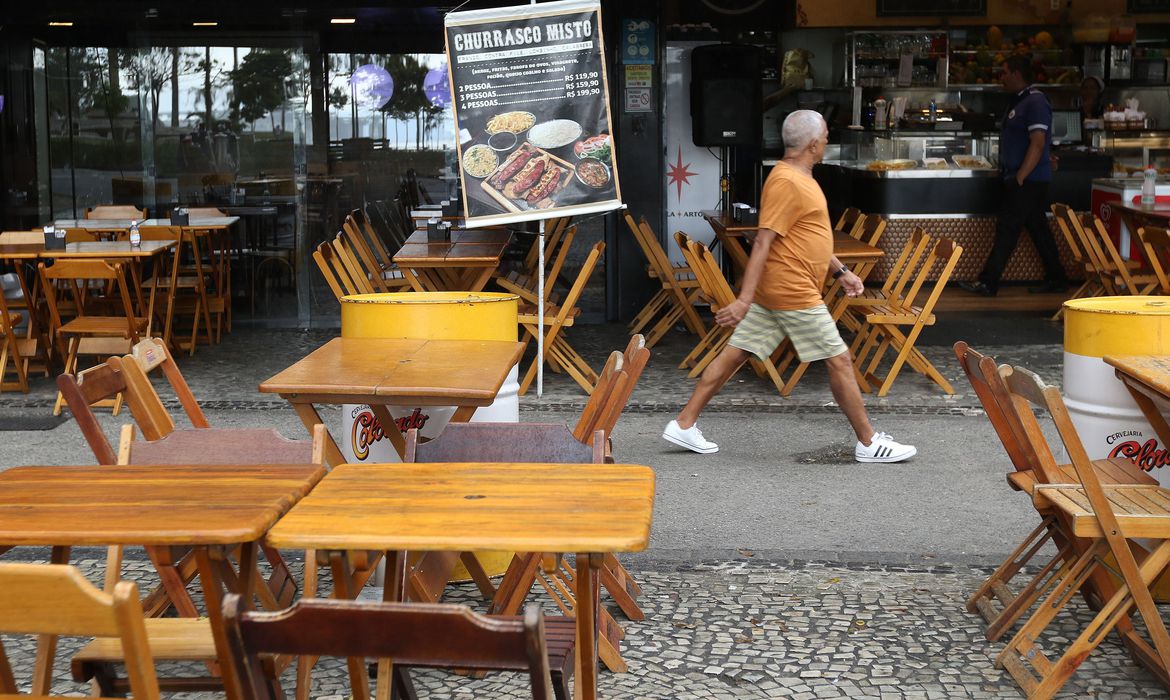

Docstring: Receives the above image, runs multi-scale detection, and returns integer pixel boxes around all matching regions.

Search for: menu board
[444,0,623,227]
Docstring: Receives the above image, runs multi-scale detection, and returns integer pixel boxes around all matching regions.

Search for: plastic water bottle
[1143,166,1157,207]
[928,99,938,123]
[129,220,141,247]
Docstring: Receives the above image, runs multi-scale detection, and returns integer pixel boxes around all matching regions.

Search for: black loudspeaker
[690,44,762,147]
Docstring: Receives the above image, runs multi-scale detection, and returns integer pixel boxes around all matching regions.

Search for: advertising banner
[445,0,622,226]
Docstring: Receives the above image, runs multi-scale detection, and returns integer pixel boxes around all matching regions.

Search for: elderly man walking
[662,110,916,463]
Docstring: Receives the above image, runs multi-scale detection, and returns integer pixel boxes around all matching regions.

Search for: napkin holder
[170,209,190,226]
[43,228,66,250]
[427,218,451,242]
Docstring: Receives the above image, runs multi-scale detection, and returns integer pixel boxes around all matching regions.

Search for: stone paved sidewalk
[1,553,1164,699]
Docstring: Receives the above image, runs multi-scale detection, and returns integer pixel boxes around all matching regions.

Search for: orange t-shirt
[752,162,834,311]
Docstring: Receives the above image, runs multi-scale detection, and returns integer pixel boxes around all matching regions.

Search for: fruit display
[949,26,1080,87]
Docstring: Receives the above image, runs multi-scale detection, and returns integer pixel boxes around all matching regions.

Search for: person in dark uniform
[959,55,1068,297]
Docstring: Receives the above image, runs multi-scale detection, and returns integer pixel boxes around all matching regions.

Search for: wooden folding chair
[623,213,705,347]
[498,225,578,305]
[517,241,604,395]
[1085,214,1159,296]
[834,207,864,237]
[223,596,558,700]
[851,237,960,396]
[1049,204,1107,319]
[1138,226,1170,295]
[674,232,789,394]
[953,341,1156,642]
[341,212,410,291]
[995,365,1170,700]
[521,216,572,286]
[313,240,365,301]
[41,259,147,416]
[572,334,650,447]
[180,211,233,342]
[87,204,147,220]
[0,563,160,700]
[0,283,50,393]
[405,422,624,675]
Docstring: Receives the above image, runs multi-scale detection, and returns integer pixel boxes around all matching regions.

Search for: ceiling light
[193,21,218,26]
[330,17,356,24]
[48,21,74,27]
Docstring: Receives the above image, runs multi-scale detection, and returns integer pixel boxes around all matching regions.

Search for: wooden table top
[703,210,759,233]
[1114,202,1170,221]
[0,464,325,546]
[258,336,525,405]
[53,217,240,230]
[0,240,176,260]
[1105,355,1170,399]
[265,462,656,553]
[394,229,512,265]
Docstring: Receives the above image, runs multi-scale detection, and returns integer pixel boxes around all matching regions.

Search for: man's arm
[714,228,775,327]
[1015,129,1047,184]
[828,255,864,297]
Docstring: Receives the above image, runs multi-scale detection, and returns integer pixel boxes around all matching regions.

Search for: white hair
[782,110,826,153]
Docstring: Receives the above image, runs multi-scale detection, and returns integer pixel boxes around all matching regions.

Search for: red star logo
[666,146,698,202]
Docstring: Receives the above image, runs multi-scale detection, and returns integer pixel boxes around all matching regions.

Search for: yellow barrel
[1064,297,1170,599]
[340,291,520,581]
[341,291,518,342]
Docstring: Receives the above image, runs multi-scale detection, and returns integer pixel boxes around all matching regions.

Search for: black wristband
[832,265,848,279]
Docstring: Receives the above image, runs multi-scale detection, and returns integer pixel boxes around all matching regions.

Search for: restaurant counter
[810,159,1095,283]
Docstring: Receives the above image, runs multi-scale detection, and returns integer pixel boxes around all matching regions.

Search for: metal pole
[537,219,544,397]
[532,0,544,398]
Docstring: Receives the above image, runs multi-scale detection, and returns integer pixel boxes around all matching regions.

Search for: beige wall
[796,0,1170,27]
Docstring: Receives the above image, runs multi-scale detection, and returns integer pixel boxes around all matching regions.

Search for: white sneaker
[855,431,916,463]
[662,420,719,454]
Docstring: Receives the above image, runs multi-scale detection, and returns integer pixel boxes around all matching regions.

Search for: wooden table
[0,463,325,698]
[1105,355,1170,450]
[258,337,525,464]
[265,461,656,700]
[393,228,512,292]
[703,210,883,271]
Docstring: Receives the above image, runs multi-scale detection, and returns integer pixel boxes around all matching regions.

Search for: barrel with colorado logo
[1064,297,1170,485]
[339,291,520,580]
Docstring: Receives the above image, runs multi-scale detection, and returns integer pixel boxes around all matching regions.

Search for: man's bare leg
[676,345,750,429]
[824,349,875,444]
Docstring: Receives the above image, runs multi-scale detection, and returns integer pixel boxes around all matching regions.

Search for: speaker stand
[719,146,732,215]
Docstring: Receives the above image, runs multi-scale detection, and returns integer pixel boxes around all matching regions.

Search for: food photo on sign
[444,0,622,226]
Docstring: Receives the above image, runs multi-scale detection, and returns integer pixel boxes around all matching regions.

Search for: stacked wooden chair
[674,232,788,393]
[0,563,163,700]
[834,207,865,238]
[1137,225,1170,295]
[846,231,961,396]
[991,364,1170,699]
[497,224,578,305]
[1084,214,1159,296]
[624,213,705,348]
[224,595,560,700]
[953,342,1156,643]
[340,209,409,291]
[1049,204,1111,319]
[517,241,605,395]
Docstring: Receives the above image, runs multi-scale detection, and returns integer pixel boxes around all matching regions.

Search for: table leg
[401,267,428,293]
[1120,378,1170,447]
[368,404,408,458]
[289,401,346,467]
[467,267,496,293]
[328,551,370,700]
[194,544,248,700]
[574,552,602,700]
[451,405,477,423]
[375,551,412,700]
[31,545,71,695]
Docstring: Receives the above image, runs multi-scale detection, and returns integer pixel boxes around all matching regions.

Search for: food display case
[815,129,1084,283]
[1089,131,1170,178]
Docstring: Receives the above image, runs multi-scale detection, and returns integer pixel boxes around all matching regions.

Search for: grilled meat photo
[526,165,562,203]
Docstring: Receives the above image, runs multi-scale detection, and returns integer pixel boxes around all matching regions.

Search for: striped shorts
[728,303,847,363]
